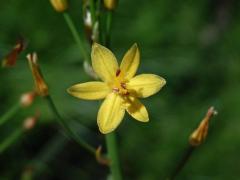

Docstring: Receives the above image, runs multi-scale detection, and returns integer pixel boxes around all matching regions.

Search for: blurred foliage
[1,0,240,179]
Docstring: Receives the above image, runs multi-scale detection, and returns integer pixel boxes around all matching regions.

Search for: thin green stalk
[96,0,104,44]
[63,12,90,62]
[0,127,23,153]
[103,7,122,180]
[166,146,195,180]
[106,133,122,180]
[105,10,113,48]
[0,103,21,126]
[45,95,95,154]
[89,0,96,24]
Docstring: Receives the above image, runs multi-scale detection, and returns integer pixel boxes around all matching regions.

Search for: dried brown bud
[95,146,110,166]
[50,0,68,12]
[2,39,25,68]
[103,0,118,10]
[20,92,36,107]
[27,52,49,97]
[189,106,217,146]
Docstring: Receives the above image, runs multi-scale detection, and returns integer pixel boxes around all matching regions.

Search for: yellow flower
[67,43,166,134]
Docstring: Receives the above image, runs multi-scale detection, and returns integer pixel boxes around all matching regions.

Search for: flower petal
[67,81,110,100]
[91,43,119,82]
[97,93,125,134]
[120,43,140,80]
[125,96,149,122]
[127,74,166,98]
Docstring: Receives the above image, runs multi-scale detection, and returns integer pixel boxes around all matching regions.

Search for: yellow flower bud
[103,0,118,10]
[27,53,49,97]
[50,0,68,12]
[189,106,217,146]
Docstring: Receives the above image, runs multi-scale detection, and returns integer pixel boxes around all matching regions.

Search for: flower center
[112,69,129,96]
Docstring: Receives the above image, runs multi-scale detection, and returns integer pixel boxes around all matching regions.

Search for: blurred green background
[1,0,240,179]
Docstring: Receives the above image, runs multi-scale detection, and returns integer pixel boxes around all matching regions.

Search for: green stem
[0,127,23,153]
[97,0,104,44]
[63,12,90,62]
[89,0,96,24]
[166,146,195,180]
[0,103,21,126]
[103,7,122,180]
[105,10,113,48]
[106,132,122,180]
[45,95,95,154]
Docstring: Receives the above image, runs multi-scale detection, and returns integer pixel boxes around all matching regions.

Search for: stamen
[116,69,121,77]
[120,82,126,89]
[112,87,119,93]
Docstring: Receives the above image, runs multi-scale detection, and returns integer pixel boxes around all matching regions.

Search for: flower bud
[83,8,93,43]
[27,52,49,97]
[50,0,68,12]
[20,92,36,107]
[23,113,39,130]
[189,106,217,146]
[2,39,25,68]
[103,0,118,10]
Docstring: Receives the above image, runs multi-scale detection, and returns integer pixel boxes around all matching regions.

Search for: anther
[124,92,129,96]
[116,69,121,77]
[112,87,119,93]
[120,82,126,89]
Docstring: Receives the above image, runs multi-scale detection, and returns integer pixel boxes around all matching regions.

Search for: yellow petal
[91,43,119,83]
[125,96,149,122]
[97,93,125,134]
[120,43,140,80]
[67,81,110,100]
[127,74,166,98]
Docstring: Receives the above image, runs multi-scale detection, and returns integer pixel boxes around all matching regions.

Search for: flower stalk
[0,91,36,127]
[45,95,96,155]
[0,114,38,154]
[89,0,97,25]
[106,133,122,180]
[63,12,90,62]
[0,127,23,154]
[105,10,113,48]
[167,106,217,180]
[0,103,20,126]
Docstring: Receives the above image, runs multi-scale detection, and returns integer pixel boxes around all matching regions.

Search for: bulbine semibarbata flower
[67,43,166,134]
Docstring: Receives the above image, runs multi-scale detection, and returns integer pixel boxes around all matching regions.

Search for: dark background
[1,0,240,179]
